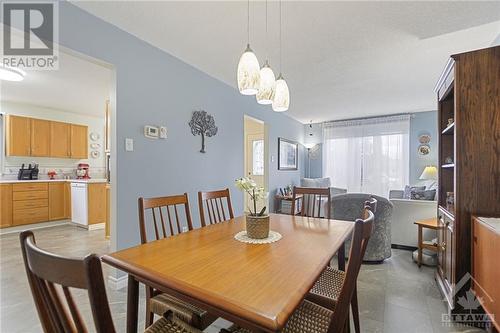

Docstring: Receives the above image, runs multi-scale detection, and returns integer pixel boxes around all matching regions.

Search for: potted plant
[235,177,270,239]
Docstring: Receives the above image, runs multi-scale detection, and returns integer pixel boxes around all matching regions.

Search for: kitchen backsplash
[1,166,106,180]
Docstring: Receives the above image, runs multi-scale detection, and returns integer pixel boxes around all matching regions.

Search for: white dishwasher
[71,182,88,227]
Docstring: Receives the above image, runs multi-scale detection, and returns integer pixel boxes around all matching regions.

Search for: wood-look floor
[0,224,485,333]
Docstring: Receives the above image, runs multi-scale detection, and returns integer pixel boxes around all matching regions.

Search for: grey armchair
[332,193,393,262]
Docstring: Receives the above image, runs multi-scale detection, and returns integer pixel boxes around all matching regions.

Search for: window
[252,139,264,176]
[323,115,410,197]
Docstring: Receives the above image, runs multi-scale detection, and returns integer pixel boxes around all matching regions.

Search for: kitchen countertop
[0,178,108,184]
[477,217,500,233]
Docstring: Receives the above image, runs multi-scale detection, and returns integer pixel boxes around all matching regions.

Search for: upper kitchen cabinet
[4,115,88,159]
[70,124,88,159]
[50,121,71,158]
[30,118,51,157]
[6,115,31,156]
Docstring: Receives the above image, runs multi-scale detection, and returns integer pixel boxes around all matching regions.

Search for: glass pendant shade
[237,44,261,95]
[272,74,289,112]
[256,61,276,104]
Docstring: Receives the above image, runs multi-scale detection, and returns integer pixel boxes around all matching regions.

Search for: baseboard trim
[107,275,127,290]
[88,223,105,231]
[391,244,418,251]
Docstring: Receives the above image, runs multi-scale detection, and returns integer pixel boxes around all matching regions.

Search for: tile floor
[0,224,485,333]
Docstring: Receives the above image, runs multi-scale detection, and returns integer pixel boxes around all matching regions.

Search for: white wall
[1,101,106,179]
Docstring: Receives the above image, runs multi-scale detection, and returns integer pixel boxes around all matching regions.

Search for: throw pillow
[403,185,426,199]
[410,189,436,200]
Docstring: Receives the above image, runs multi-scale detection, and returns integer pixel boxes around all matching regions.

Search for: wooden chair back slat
[158,208,167,238]
[20,231,116,333]
[219,198,227,220]
[62,286,86,333]
[291,187,331,219]
[174,205,181,233]
[327,207,375,333]
[138,193,193,244]
[198,189,234,227]
[151,209,160,240]
[166,206,174,235]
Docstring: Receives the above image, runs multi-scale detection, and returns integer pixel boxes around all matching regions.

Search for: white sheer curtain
[323,115,410,197]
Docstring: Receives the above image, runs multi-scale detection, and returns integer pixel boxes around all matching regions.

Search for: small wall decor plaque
[189,110,218,153]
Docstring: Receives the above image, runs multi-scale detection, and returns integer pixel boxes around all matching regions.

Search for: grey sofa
[332,193,393,262]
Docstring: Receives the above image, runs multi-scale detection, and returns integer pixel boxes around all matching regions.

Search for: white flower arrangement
[235,177,269,216]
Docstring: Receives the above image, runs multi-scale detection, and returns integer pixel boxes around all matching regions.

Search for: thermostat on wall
[144,125,159,139]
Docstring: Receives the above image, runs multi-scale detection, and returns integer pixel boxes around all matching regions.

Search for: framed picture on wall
[278,138,298,170]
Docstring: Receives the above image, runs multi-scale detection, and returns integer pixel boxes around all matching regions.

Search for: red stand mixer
[76,163,91,179]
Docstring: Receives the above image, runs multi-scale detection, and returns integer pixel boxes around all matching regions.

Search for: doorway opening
[0,41,117,249]
[243,115,269,214]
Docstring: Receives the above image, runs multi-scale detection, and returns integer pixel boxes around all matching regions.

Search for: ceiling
[72,2,499,122]
[1,41,112,117]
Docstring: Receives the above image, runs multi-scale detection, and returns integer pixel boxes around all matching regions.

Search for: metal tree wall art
[189,110,218,153]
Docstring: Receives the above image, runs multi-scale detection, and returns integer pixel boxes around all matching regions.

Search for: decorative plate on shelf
[91,151,100,159]
[90,143,101,149]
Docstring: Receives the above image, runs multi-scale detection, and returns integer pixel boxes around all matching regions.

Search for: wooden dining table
[102,213,354,333]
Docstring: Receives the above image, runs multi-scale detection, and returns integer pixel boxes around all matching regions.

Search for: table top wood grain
[102,214,354,332]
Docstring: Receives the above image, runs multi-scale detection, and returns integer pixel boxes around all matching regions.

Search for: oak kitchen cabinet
[0,184,13,227]
[12,182,49,225]
[0,181,107,228]
[6,115,31,156]
[48,182,65,221]
[5,115,88,159]
[70,124,88,159]
[50,121,71,158]
[30,118,51,157]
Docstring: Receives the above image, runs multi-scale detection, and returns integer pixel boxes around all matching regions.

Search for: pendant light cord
[265,0,268,60]
[247,0,250,45]
[279,0,282,74]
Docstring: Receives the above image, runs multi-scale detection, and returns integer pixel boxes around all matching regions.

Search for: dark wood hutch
[434,45,500,314]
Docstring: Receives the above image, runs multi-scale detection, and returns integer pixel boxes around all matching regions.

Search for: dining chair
[291,186,331,219]
[306,198,378,333]
[138,194,217,329]
[198,188,234,227]
[19,230,203,333]
[291,186,346,271]
[222,204,375,333]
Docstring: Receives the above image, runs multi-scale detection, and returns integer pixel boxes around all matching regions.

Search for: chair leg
[351,286,360,333]
[145,286,154,329]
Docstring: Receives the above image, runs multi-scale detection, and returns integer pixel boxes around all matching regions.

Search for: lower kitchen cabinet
[49,183,66,221]
[0,184,13,227]
[64,182,71,219]
[88,183,106,225]
[13,183,49,225]
[0,181,107,228]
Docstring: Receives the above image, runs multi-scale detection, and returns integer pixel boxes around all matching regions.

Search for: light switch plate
[125,138,134,151]
[159,126,167,139]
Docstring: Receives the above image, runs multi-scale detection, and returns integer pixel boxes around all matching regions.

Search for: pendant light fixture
[272,0,290,112]
[237,0,260,96]
[256,0,276,105]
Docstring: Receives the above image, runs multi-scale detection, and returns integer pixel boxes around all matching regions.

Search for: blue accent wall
[55,2,304,251]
